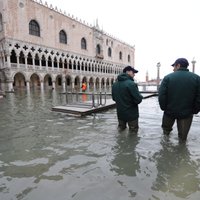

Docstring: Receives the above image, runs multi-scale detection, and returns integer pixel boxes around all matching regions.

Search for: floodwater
[0,89,200,200]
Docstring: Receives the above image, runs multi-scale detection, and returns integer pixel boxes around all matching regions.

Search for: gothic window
[108,47,112,57]
[0,13,3,32]
[35,54,40,66]
[96,44,101,54]
[27,52,33,65]
[29,20,40,37]
[19,51,25,64]
[10,50,17,63]
[128,54,130,62]
[81,38,87,50]
[119,51,122,60]
[59,30,67,44]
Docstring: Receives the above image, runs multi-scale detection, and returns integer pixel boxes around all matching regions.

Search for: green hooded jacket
[158,68,200,119]
[112,73,143,121]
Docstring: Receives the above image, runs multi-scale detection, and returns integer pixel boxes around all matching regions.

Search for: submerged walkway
[52,93,157,116]
[52,99,116,116]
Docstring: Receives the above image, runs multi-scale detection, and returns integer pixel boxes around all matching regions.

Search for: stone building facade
[0,0,135,92]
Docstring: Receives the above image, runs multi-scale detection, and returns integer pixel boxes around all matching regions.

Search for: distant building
[0,0,135,92]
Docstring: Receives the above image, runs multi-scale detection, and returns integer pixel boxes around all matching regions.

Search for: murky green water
[0,90,200,200]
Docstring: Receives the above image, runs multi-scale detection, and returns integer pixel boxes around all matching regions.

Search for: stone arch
[82,76,87,84]
[65,75,72,91]
[55,75,62,88]
[111,78,114,86]
[74,76,80,91]
[13,72,26,88]
[30,73,41,88]
[89,77,94,90]
[106,78,110,89]
[101,77,105,89]
[95,77,100,90]
[44,74,53,88]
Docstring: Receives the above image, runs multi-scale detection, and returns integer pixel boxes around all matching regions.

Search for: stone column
[46,59,48,70]
[40,81,44,91]
[6,54,11,68]
[52,60,54,71]
[62,79,66,92]
[7,80,14,92]
[17,55,20,68]
[39,58,42,70]
[25,55,28,69]
[32,57,35,70]
[52,81,56,89]
[26,81,30,91]
[72,81,75,92]
[99,81,102,92]
[62,61,64,70]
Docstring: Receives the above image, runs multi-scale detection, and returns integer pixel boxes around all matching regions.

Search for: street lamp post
[156,62,161,91]
[191,58,196,73]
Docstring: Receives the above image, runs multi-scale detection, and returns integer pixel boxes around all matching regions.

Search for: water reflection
[111,132,140,177]
[152,136,200,199]
[1,91,200,200]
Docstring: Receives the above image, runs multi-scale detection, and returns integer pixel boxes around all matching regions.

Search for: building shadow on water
[110,131,140,177]
[151,136,200,199]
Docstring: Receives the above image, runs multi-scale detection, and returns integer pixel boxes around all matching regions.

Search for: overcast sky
[44,0,200,81]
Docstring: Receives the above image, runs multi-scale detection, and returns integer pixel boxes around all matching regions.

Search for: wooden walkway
[52,99,116,116]
[52,93,158,116]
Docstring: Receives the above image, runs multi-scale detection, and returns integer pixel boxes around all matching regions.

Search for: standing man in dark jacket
[112,66,143,132]
[158,58,200,142]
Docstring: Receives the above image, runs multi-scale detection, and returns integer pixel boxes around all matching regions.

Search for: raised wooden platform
[52,93,158,116]
[52,99,116,116]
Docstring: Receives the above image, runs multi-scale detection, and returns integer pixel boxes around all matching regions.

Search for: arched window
[0,13,3,32]
[81,38,87,50]
[128,54,130,62]
[96,44,101,54]
[29,20,40,37]
[108,47,112,57]
[119,51,122,60]
[59,30,67,44]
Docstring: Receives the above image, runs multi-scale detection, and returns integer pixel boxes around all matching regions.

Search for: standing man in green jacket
[112,66,143,132]
[158,58,200,142]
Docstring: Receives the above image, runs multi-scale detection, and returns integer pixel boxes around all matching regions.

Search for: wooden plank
[52,94,157,116]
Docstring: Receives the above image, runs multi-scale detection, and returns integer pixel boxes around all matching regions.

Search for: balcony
[95,54,104,59]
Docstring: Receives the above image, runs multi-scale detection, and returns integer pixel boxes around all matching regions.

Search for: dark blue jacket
[112,73,143,121]
[159,68,200,119]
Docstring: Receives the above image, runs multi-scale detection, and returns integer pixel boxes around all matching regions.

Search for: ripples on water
[0,90,200,200]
